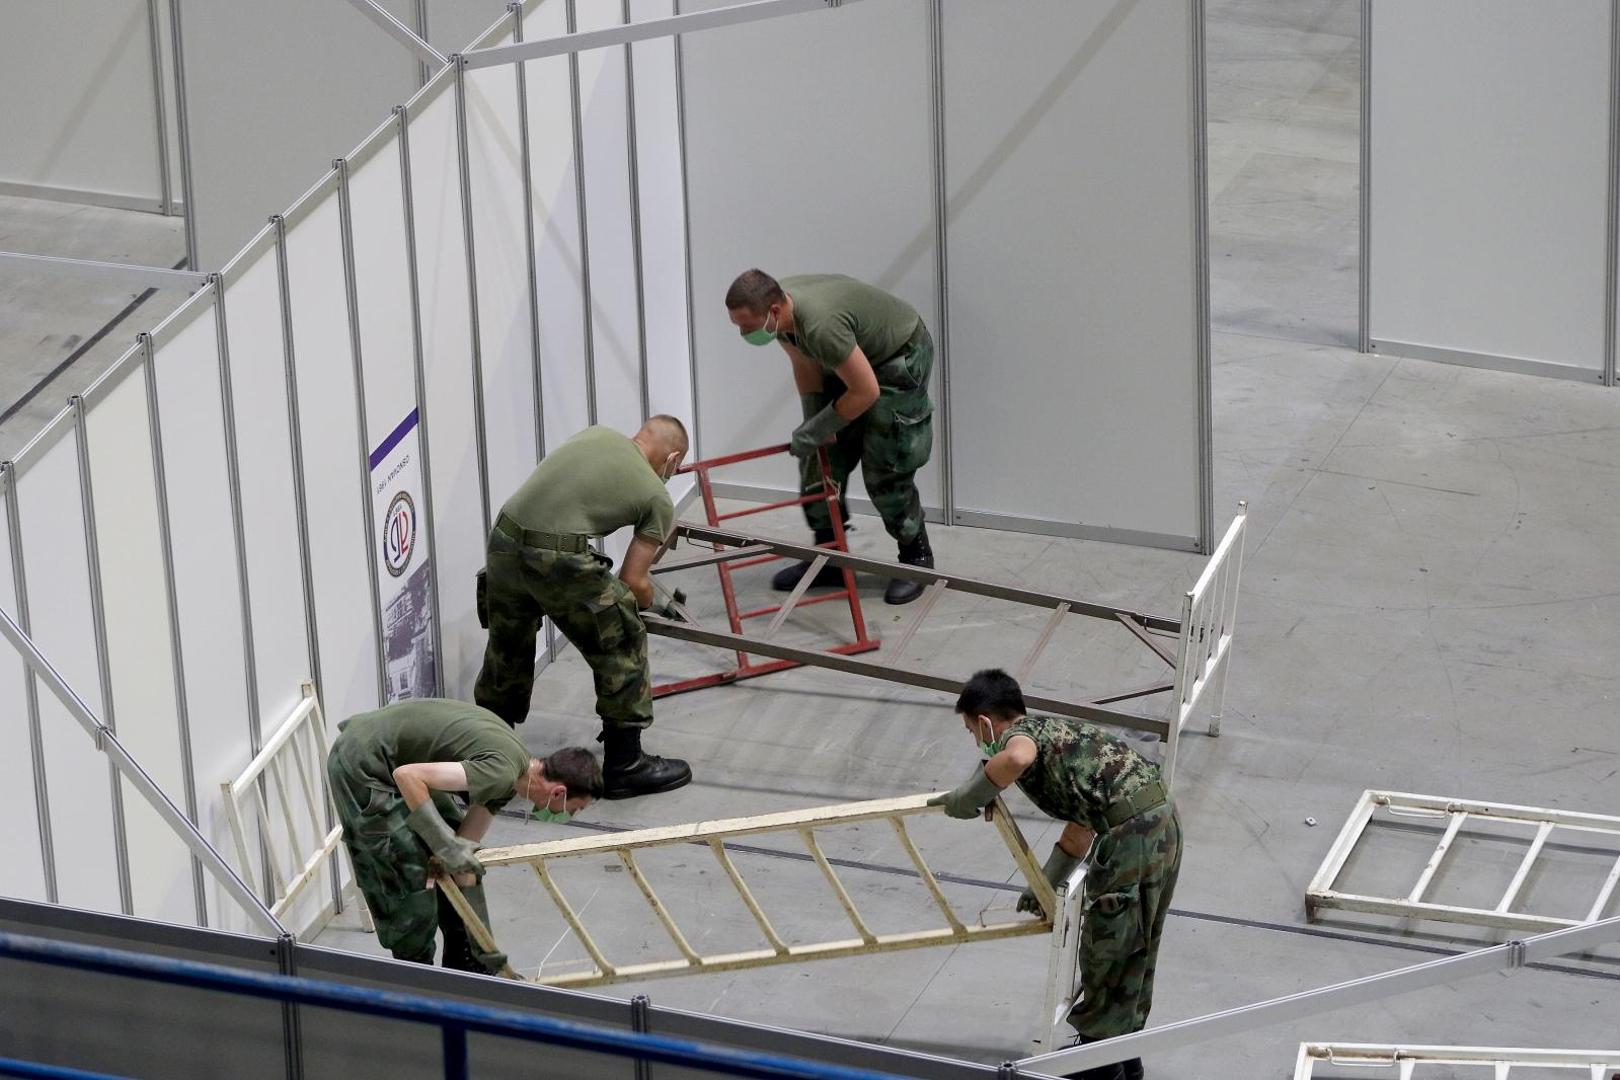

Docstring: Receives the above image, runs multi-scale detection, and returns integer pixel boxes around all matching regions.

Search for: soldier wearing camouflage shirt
[473,417,692,799]
[724,270,936,605]
[326,698,601,974]
[930,669,1182,1080]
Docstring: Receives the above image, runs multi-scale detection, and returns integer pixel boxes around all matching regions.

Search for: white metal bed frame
[220,682,369,938]
[1294,1042,1620,1079]
[1307,790,1620,934]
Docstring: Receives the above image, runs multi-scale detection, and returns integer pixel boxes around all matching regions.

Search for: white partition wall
[942,0,1208,549]
[631,0,696,432]
[0,0,166,210]
[682,0,1210,550]
[0,485,50,905]
[144,292,263,932]
[175,0,420,267]
[522,1,594,454]
[682,0,944,519]
[281,184,385,725]
[13,424,126,915]
[404,84,488,698]
[80,364,197,925]
[1366,0,1616,384]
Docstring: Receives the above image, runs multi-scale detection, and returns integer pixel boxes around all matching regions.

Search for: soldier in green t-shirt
[473,417,693,800]
[326,698,603,974]
[724,269,936,605]
[929,670,1182,1080]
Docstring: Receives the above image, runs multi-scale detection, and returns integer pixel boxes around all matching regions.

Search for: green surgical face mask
[742,309,778,346]
[529,790,572,824]
[976,718,1002,759]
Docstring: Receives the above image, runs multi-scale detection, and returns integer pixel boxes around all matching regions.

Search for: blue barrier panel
[0,932,914,1080]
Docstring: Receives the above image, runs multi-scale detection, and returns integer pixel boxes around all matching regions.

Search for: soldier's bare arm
[830,348,880,419]
[618,535,661,609]
[392,761,469,809]
[458,805,495,842]
[1057,821,1096,859]
[783,341,824,394]
[985,733,1038,786]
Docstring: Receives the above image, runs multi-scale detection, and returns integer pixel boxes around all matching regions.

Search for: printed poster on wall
[371,407,438,702]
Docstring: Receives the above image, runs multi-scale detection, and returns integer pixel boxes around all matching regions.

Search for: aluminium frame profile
[0,602,284,937]
[442,793,1073,991]
[1021,911,1620,1075]
[1306,790,1620,934]
[1294,1043,1620,1079]
[463,0,862,70]
[646,522,1183,739]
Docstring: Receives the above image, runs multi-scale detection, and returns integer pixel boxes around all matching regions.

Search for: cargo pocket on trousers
[475,568,489,629]
[1082,885,1143,971]
[584,591,627,651]
[886,400,934,476]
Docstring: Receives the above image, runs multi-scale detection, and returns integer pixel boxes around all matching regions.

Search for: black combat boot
[1060,1066,1125,1080]
[437,886,506,975]
[884,524,933,605]
[602,727,692,799]
[772,527,848,591]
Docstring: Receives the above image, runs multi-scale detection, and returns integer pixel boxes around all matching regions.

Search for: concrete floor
[10,0,1620,1073]
[0,194,189,460]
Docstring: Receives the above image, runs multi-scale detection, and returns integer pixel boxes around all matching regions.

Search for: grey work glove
[1017,846,1083,918]
[650,583,687,620]
[927,769,1003,820]
[789,403,849,459]
[407,801,483,880]
[798,392,823,422]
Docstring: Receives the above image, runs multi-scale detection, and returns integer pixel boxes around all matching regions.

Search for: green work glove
[798,393,823,422]
[927,768,1002,820]
[407,801,483,880]
[789,403,849,459]
[1017,846,1083,918]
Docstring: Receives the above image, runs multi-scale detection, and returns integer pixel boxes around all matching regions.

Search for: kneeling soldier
[930,669,1181,1080]
[327,698,601,974]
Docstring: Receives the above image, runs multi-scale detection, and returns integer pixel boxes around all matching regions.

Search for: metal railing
[1162,502,1245,787]
[0,930,919,1080]
[1307,790,1620,933]
[444,793,1068,989]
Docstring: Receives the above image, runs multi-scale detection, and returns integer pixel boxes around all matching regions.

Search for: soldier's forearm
[622,572,654,610]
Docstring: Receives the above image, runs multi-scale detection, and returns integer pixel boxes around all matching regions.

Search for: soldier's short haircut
[543,747,605,799]
[642,414,689,454]
[724,269,785,313]
[955,668,1027,720]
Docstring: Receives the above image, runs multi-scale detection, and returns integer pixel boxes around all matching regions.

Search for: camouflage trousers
[1069,802,1183,1039]
[473,525,652,730]
[800,325,934,546]
[326,741,468,964]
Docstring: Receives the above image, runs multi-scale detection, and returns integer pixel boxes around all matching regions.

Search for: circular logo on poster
[382,491,417,577]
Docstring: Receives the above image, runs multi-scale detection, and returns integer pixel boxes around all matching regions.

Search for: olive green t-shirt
[779,274,921,375]
[338,699,530,811]
[501,426,674,543]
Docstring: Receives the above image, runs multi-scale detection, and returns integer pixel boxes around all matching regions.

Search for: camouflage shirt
[1007,715,1162,833]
